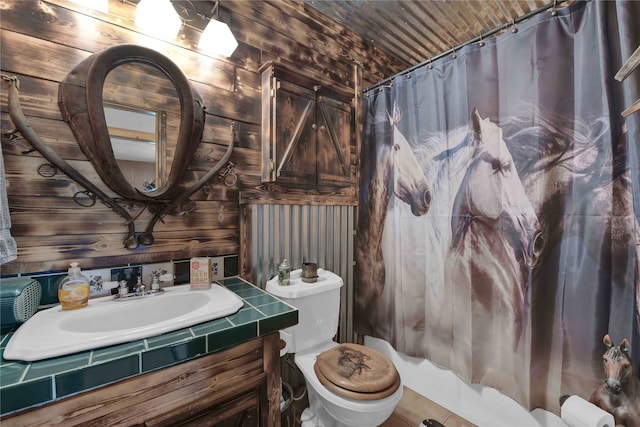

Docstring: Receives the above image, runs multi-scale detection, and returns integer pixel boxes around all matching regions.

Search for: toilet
[266,268,403,427]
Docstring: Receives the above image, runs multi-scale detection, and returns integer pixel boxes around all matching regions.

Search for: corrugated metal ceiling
[303,0,561,70]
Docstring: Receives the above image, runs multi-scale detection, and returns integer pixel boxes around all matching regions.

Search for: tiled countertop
[0,277,298,416]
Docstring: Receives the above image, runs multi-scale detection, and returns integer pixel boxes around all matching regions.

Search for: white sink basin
[3,284,244,362]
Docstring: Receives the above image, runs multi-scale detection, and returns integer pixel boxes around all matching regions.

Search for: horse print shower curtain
[355,0,640,412]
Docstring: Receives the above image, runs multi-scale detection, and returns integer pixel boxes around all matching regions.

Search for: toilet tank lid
[266,268,343,298]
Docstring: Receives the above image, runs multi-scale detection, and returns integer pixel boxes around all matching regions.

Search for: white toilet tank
[266,268,343,354]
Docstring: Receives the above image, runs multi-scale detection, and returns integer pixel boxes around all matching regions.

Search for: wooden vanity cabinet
[2,333,281,427]
[260,62,354,188]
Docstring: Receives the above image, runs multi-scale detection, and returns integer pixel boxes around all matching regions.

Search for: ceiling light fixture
[135,0,182,39]
[197,1,238,57]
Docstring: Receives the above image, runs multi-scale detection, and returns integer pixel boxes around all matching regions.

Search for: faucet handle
[118,280,129,297]
[150,275,161,291]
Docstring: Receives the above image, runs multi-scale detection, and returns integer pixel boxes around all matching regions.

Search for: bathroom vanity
[0,277,297,426]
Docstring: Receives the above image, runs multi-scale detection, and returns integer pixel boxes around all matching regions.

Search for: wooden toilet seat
[313,343,400,401]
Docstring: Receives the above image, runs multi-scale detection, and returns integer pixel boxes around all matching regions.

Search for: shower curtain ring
[428,57,433,69]
[450,45,457,59]
[478,33,485,47]
[511,20,518,33]
[551,0,558,16]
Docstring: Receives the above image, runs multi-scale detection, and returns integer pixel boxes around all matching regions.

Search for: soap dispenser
[57,262,90,310]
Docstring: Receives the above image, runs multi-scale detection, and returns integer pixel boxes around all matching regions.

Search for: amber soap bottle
[57,262,90,310]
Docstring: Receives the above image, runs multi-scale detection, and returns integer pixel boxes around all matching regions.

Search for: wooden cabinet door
[272,79,316,185]
[261,62,354,189]
[316,95,351,186]
[152,388,260,427]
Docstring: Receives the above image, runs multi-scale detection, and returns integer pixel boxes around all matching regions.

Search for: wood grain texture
[239,204,254,282]
[144,389,259,426]
[1,335,282,426]
[239,188,356,207]
[314,343,399,393]
[1,0,403,273]
[263,331,282,426]
[380,387,475,427]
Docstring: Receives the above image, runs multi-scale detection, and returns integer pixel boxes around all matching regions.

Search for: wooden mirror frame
[58,44,205,202]
[6,44,234,249]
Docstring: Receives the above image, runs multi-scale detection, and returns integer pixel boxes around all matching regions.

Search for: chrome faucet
[113,276,164,301]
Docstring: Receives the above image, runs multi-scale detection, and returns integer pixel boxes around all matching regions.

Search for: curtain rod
[364,0,570,93]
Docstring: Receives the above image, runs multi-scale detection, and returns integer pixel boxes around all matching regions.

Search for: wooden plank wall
[0,0,404,274]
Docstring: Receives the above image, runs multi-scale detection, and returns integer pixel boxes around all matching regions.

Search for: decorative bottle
[57,262,90,310]
[278,259,291,286]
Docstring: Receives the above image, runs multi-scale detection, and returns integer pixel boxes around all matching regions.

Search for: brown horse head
[602,333,633,395]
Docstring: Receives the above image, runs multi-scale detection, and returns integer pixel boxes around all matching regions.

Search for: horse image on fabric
[355,101,431,338]
[355,99,639,410]
[354,1,639,412]
[359,108,542,404]
[502,111,639,409]
[446,109,543,403]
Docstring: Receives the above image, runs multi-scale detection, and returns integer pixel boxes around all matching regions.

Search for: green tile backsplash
[0,276,297,417]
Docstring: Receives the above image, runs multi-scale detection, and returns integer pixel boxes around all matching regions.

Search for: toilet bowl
[266,269,403,427]
[295,341,403,427]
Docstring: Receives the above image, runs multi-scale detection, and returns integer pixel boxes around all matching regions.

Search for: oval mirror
[102,61,181,194]
[58,44,205,202]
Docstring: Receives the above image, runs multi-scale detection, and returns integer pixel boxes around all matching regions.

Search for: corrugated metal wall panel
[303,0,555,70]
[249,204,355,343]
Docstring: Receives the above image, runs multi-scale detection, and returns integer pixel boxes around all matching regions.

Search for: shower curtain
[355,0,640,412]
